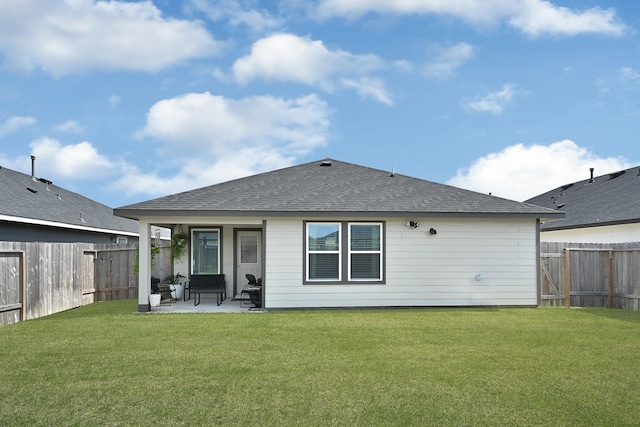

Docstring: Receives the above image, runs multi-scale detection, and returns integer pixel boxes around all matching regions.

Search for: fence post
[563,249,570,308]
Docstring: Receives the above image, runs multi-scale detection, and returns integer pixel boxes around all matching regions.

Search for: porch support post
[536,219,541,307]
[261,219,267,309]
[138,220,152,312]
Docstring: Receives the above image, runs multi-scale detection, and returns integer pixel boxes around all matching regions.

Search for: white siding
[264,217,538,308]
[541,223,640,244]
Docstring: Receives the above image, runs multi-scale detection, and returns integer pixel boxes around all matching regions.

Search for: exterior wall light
[429,228,437,235]
[407,221,420,229]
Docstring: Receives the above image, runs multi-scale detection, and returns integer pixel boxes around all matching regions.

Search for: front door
[236,230,262,297]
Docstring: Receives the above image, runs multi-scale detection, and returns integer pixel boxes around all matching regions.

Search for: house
[0,158,139,243]
[114,159,563,312]
[525,166,640,243]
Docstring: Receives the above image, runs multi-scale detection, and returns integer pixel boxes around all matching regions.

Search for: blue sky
[1,0,639,208]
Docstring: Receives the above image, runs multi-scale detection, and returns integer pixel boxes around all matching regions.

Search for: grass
[1,302,640,426]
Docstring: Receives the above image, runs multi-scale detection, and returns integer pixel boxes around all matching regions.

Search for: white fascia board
[0,214,139,237]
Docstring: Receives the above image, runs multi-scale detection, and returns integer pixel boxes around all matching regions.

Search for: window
[191,229,221,274]
[349,223,382,281]
[305,222,383,283]
[307,223,341,281]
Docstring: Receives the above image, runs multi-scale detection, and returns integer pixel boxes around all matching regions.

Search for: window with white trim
[305,222,384,283]
[349,223,382,281]
[306,223,341,281]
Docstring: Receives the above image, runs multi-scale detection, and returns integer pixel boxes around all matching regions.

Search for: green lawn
[1,302,639,426]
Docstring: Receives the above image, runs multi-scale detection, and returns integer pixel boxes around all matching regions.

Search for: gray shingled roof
[525,166,640,231]
[115,159,562,220]
[0,165,138,234]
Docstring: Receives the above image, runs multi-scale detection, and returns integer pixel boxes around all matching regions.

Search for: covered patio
[148,293,265,314]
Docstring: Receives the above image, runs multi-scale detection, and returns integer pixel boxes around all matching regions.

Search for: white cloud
[190,0,284,33]
[54,120,85,134]
[595,67,640,96]
[621,67,640,81]
[0,115,36,137]
[314,0,625,37]
[339,77,394,106]
[232,33,391,104]
[463,84,518,115]
[118,91,331,197]
[510,1,624,37]
[29,137,117,179]
[0,0,218,76]
[448,140,633,201]
[424,42,475,79]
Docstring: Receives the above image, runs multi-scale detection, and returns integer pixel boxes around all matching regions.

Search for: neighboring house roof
[115,159,562,220]
[525,166,640,231]
[0,165,138,236]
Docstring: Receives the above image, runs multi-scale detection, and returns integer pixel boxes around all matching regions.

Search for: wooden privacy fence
[540,242,640,310]
[0,241,170,326]
[4,240,640,326]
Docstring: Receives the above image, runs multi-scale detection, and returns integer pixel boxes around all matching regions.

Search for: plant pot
[149,293,161,308]
[171,284,184,300]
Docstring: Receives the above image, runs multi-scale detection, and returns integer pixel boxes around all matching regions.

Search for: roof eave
[114,208,565,221]
[541,217,640,232]
[0,214,139,236]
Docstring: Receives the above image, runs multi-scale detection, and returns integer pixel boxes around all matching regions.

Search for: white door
[236,231,262,297]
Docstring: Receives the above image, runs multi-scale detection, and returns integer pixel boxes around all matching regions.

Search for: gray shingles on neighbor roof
[0,165,138,234]
[525,166,640,231]
[115,159,562,220]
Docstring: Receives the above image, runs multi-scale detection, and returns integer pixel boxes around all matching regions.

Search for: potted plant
[149,277,162,308]
[165,273,186,300]
[170,233,187,262]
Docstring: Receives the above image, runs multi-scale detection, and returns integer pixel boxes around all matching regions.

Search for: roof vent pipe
[30,155,36,179]
[589,167,594,183]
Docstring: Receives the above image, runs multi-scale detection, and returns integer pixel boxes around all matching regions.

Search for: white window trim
[348,222,383,281]
[306,222,342,282]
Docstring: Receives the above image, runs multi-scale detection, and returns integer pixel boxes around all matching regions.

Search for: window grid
[306,222,341,282]
[348,223,383,281]
[305,221,384,284]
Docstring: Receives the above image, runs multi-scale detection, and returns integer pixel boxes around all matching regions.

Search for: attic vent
[27,187,38,193]
[556,203,565,209]
[38,177,52,185]
[560,183,574,191]
[608,170,626,180]
[320,160,332,167]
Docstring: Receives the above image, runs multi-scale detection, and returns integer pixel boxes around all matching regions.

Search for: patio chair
[241,274,262,309]
[245,274,262,286]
